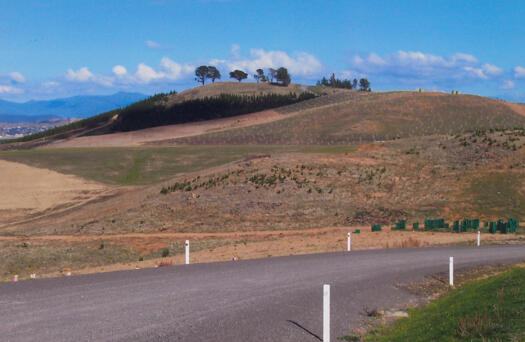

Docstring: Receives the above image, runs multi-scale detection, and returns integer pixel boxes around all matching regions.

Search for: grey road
[1,245,524,341]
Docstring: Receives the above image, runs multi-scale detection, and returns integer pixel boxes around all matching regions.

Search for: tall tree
[329,73,337,88]
[275,67,291,86]
[207,66,221,83]
[359,78,371,91]
[229,70,248,82]
[267,68,277,83]
[254,68,266,83]
[352,78,358,89]
[195,66,209,85]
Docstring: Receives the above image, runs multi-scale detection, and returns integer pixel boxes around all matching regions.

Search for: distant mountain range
[0,92,148,122]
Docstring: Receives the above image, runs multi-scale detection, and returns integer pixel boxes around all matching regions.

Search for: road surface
[1,245,524,341]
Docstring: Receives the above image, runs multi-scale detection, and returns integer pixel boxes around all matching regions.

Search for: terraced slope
[174,92,525,145]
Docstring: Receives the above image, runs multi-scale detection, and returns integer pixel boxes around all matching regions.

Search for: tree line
[316,73,371,91]
[195,66,291,86]
[195,66,371,91]
[114,92,316,131]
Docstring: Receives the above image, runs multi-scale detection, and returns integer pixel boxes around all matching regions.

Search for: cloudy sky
[1,0,524,102]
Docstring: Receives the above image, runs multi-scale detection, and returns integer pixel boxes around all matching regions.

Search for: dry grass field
[175,92,525,145]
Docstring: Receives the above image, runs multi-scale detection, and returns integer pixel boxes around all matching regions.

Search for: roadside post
[185,240,190,265]
[477,231,480,247]
[323,284,330,342]
[449,257,454,286]
[347,232,351,252]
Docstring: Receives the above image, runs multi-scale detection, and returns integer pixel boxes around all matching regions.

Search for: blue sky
[1,0,524,102]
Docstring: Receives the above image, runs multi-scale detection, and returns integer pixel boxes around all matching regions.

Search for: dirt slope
[0,159,112,225]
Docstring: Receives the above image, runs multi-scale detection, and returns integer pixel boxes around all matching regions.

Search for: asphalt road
[1,245,524,341]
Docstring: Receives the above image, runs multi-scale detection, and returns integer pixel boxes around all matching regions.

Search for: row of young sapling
[159,163,376,195]
[367,217,520,234]
[456,128,525,151]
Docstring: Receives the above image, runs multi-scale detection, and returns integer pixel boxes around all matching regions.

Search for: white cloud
[501,80,515,90]
[451,53,478,64]
[43,81,59,87]
[132,58,193,84]
[65,67,114,86]
[112,65,128,77]
[482,63,503,76]
[464,66,488,80]
[0,85,23,94]
[9,72,25,83]
[135,63,165,83]
[230,44,240,59]
[160,57,193,79]
[209,58,227,66]
[368,53,387,66]
[347,50,503,84]
[515,66,525,79]
[226,48,323,76]
[145,40,171,50]
[66,67,94,82]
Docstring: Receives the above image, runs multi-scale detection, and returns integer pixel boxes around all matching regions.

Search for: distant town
[0,118,78,140]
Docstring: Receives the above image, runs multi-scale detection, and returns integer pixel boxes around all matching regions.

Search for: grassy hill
[173,91,525,145]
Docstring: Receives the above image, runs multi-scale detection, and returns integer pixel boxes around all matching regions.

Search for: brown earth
[505,101,525,117]
[0,160,112,224]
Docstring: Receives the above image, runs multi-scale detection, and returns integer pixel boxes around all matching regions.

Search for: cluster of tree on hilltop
[195,66,292,86]
[114,92,316,131]
[316,73,371,91]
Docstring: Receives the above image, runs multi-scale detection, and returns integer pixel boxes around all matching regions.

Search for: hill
[173,91,525,145]
[4,86,525,151]
[0,92,147,119]
[0,82,318,149]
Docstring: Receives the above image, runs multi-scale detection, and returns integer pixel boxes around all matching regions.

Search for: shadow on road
[287,320,322,341]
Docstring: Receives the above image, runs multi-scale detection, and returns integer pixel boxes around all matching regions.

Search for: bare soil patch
[0,160,109,219]
[505,101,525,117]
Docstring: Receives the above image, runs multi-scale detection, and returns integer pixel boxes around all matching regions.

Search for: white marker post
[449,257,454,286]
[185,240,190,265]
[12,275,18,282]
[347,232,351,252]
[477,231,480,247]
[323,284,330,342]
